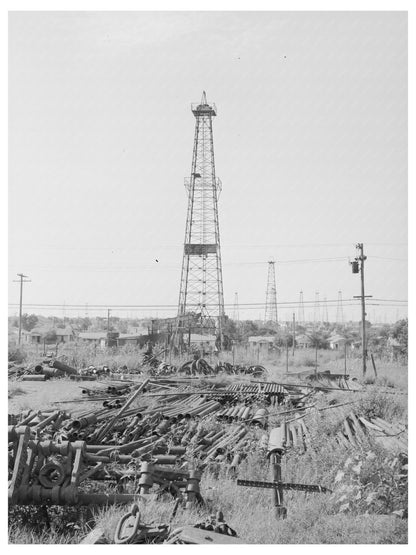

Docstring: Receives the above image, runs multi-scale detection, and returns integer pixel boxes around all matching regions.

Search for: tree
[340,328,360,346]
[44,330,57,344]
[80,317,91,331]
[117,320,128,334]
[222,317,238,341]
[275,330,293,348]
[391,318,408,354]
[238,320,260,341]
[21,313,38,331]
[307,330,330,349]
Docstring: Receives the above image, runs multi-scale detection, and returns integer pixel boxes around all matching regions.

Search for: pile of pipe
[8,377,285,507]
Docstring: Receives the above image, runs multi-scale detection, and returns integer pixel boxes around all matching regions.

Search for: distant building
[295,334,312,349]
[19,325,75,344]
[328,334,348,350]
[189,334,217,350]
[77,331,141,348]
[55,326,75,343]
[247,336,275,356]
[128,325,149,336]
[78,331,108,348]
[387,337,403,360]
[117,334,141,347]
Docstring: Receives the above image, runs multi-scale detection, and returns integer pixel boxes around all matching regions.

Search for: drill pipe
[18,411,40,426]
[51,360,78,376]
[184,400,221,419]
[203,427,247,461]
[33,411,61,431]
[95,380,149,442]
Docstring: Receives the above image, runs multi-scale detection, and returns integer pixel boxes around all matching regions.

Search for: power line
[7,297,407,308]
[12,241,408,251]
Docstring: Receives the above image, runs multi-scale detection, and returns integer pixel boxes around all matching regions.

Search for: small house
[78,331,108,348]
[295,334,312,349]
[247,336,275,356]
[328,334,348,350]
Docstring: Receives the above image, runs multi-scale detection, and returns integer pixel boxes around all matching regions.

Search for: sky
[8,11,408,323]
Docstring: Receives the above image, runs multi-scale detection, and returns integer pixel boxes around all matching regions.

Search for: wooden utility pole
[292,313,296,356]
[344,342,347,376]
[13,273,31,346]
[107,309,111,332]
[359,243,367,376]
[352,243,371,377]
[285,339,289,373]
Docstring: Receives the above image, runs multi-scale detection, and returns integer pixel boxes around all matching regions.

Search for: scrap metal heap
[8,377,288,509]
[8,369,408,541]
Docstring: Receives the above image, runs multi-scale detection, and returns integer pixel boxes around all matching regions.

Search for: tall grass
[8,344,408,544]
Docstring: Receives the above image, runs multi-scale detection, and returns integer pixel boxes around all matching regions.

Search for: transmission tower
[336,290,344,325]
[176,92,225,347]
[298,291,305,324]
[313,291,320,324]
[323,296,329,323]
[232,292,240,322]
[264,261,278,325]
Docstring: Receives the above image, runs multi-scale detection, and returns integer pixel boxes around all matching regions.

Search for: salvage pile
[8,376,287,511]
[8,370,408,543]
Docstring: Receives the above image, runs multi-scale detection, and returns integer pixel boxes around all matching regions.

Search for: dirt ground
[8,378,112,415]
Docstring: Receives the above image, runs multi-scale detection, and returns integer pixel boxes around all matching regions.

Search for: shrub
[356,389,406,421]
[302,357,317,368]
[8,345,27,364]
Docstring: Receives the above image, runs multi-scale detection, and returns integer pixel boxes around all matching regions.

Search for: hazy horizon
[9,12,408,323]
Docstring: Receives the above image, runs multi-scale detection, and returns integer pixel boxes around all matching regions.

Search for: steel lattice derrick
[265,261,278,324]
[176,92,225,348]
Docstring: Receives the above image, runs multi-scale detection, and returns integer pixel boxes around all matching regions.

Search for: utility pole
[107,309,111,332]
[13,273,31,346]
[351,243,371,377]
[285,339,289,373]
[292,313,296,356]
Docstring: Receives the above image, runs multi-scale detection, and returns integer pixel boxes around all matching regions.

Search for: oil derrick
[232,292,239,322]
[264,261,278,325]
[336,290,344,325]
[176,92,225,348]
[323,297,329,324]
[313,291,320,325]
[298,291,305,324]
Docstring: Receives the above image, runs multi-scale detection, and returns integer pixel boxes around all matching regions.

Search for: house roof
[248,336,275,343]
[55,326,74,336]
[30,326,53,336]
[329,335,347,343]
[295,334,311,343]
[78,331,107,340]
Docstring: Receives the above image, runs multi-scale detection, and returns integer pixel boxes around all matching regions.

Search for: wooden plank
[343,418,358,447]
[80,527,108,544]
[358,416,383,432]
[291,423,300,447]
[348,412,367,441]
[371,417,404,436]
[335,431,350,449]
[299,419,311,445]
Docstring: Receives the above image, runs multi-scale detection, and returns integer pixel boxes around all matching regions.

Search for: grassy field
[8,345,408,544]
